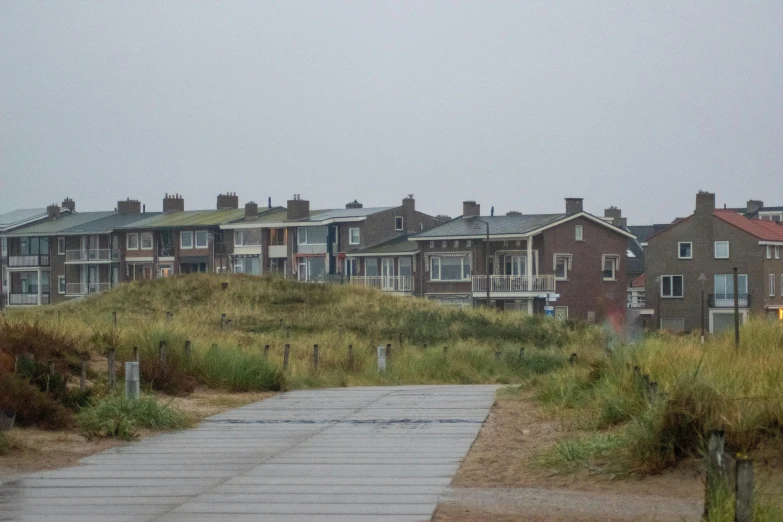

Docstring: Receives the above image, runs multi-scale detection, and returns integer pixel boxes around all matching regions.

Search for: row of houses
[0,193,634,322]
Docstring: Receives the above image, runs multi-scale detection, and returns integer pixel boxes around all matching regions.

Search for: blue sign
[544,306,555,317]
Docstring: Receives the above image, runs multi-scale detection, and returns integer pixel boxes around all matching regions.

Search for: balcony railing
[7,255,50,267]
[472,275,556,293]
[350,276,413,292]
[66,282,112,295]
[8,293,50,305]
[65,249,119,262]
[708,293,750,308]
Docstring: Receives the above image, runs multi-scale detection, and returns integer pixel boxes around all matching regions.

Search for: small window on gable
[678,242,692,259]
[57,237,65,255]
[602,254,618,281]
[575,225,584,241]
[395,217,403,231]
[714,241,729,259]
[349,228,360,245]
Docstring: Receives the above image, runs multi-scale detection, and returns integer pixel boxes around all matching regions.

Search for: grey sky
[2,2,781,223]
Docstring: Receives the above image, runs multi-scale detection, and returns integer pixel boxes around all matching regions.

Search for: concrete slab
[0,385,496,521]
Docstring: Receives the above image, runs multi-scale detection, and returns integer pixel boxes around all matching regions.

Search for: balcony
[8,293,50,305]
[708,293,750,308]
[66,282,112,295]
[7,255,50,268]
[350,276,413,293]
[472,275,556,294]
[65,249,119,263]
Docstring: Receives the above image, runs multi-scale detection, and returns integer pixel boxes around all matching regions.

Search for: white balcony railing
[8,293,50,305]
[349,276,413,292]
[66,282,111,295]
[7,255,50,267]
[65,249,118,262]
[472,275,556,293]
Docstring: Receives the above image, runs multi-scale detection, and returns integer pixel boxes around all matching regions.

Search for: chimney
[245,201,258,219]
[47,204,61,220]
[217,192,239,210]
[346,199,363,209]
[565,198,583,216]
[286,194,310,220]
[61,197,75,212]
[463,201,480,217]
[746,199,764,216]
[695,191,715,216]
[268,196,271,209]
[117,198,141,214]
[402,194,416,232]
[604,206,627,227]
[163,193,185,213]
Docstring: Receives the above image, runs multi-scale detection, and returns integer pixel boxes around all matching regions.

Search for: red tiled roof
[631,274,646,288]
[713,209,783,241]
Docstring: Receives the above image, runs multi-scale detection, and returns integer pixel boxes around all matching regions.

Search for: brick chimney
[402,194,416,232]
[47,204,61,220]
[695,191,715,216]
[163,193,184,213]
[287,194,310,220]
[217,192,239,210]
[346,200,363,209]
[604,206,627,227]
[746,199,764,215]
[245,201,258,219]
[463,201,480,217]
[61,197,75,212]
[117,199,141,214]
[565,198,583,216]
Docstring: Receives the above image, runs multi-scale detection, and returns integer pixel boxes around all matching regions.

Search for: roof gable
[714,209,783,241]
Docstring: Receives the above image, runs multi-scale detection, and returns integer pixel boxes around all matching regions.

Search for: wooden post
[286,325,291,339]
[264,344,270,358]
[348,344,354,370]
[704,429,727,518]
[133,346,139,362]
[569,353,577,365]
[518,347,525,361]
[386,343,391,358]
[57,310,61,322]
[443,346,448,355]
[221,282,229,291]
[158,340,167,368]
[221,313,226,330]
[112,311,117,328]
[283,344,290,369]
[184,340,192,363]
[226,319,232,330]
[107,348,116,391]
[313,344,319,371]
[735,458,754,522]
[166,311,172,323]
[733,267,740,349]
[279,318,284,332]
[80,353,87,391]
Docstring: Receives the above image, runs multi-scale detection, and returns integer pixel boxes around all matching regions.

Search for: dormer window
[395,217,404,231]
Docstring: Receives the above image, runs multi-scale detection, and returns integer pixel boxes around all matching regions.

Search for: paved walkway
[0,385,496,522]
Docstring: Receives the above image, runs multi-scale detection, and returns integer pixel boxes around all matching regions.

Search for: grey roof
[57,212,163,235]
[1,212,116,237]
[627,224,671,243]
[301,207,395,222]
[350,234,419,254]
[413,214,566,238]
[0,208,48,231]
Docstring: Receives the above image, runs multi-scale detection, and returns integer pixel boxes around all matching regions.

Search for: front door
[381,258,395,290]
[345,258,357,278]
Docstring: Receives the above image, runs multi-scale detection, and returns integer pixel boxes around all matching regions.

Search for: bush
[0,431,13,456]
[76,395,191,440]
[139,358,197,395]
[193,345,284,391]
[0,373,72,430]
[0,321,80,361]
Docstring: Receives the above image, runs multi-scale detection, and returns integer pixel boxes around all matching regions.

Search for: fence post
[107,348,116,391]
[80,352,87,391]
[184,340,192,363]
[704,429,727,518]
[112,311,117,328]
[264,344,270,358]
[133,346,139,362]
[386,343,391,358]
[159,340,167,369]
[313,344,319,371]
[283,344,290,369]
[443,346,448,355]
[348,344,354,370]
[735,457,753,522]
[226,319,232,330]
[125,361,140,400]
[279,319,284,333]
[286,325,292,339]
[518,347,525,361]
[569,353,577,365]
[221,314,226,330]
[166,311,172,323]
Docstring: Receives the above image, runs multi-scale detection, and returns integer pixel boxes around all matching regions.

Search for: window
[297,226,327,245]
[660,318,685,333]
[1,237,6,258]
[349,228,360,245]
[771,274,776,297]
[575,225,584,241]
[442,241,447,248]
[602,255,619,281]
[234,229,261,247]
[660,275,684,298]
[714,241,729,259]
[430,256,471,281]
[365,257,378,276]
[768,245,773,259]
[234,257,260,275]
[180,231,193,249]
[429,241,434,248]
[466,240,472,247]
[140,232,153,250]
[58,237,65,255]
[553,254,571,280]
[776,246,781,260]
[195,230,208,248]
[714,274,748,300]
[269,258,286,276]
[454,241,459,247]
[297,256,326,282]
[678,242,692,259]
[269,229,286,246]
[395,217,403,231]
[126,233,139,250]
[58,276,66,294]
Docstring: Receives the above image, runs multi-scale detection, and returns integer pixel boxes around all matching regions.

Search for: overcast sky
[1,2,781,223]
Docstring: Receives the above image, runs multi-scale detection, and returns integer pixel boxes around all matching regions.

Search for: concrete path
[0,385,496,522]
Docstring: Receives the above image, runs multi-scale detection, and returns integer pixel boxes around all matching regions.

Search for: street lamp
[654,275,662,330]
[470,218,491,308]
[698,273,707,343]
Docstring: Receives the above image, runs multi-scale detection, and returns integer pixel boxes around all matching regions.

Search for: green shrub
[76,395,191,440]
[192,344,284,391]
[0,431,13,455]
[0,373,73,430]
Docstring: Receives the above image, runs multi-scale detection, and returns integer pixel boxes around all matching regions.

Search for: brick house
[645,191,783,334]
[410,198,633,320]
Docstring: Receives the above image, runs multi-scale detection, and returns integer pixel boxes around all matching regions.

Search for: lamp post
[698,273,707,343]
[471,219,491,307]
[654,275,662,330]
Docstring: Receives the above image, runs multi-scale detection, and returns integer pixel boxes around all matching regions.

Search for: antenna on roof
[491,206,494,217]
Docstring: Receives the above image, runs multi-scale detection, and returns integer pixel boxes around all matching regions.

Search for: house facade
[645,191,783,334]
[410,198,633,320]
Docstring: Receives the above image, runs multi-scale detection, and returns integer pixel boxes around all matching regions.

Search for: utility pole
[733,267,740,349]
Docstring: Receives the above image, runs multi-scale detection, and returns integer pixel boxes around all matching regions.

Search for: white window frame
[466,240,472,247]
[776,246,780,260]
[770,274,776,297]
[575,225,584,241]
[453,240,459,247]
[395,216,403,231]
[140,232,153,250]
[126,233,139,250]
[180,231,193,249]
[57,275,66,295]
[768,245,773,259]
[678,242,692,260]
[57,237,65,255]
[297,226,327,245]
[660,275,684,298]
[195,230,208,248]
[429,256,472,281]
[349,227,360,245]
[602,254,619,281]
[553,254,571,281]
[714,241,729,259]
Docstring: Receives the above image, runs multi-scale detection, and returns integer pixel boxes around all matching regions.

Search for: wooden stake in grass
[221,313,227,330]
[264,344,270,358]
[313,344,319,371]
[348,344,354,370]
[283,344,290,369]
[107,348,116,391]
[133,346,139,362]
[184,340,192,363]
[80,352,88,391]
[386,343,391,358]
[443,346,448,355]
[159,340,167,369]
[166,311,173,324]
[518,347,525,361]
[112,311,117,328]
[569,353,577,365]
[704,429,728,518]
[735,457,754,522]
